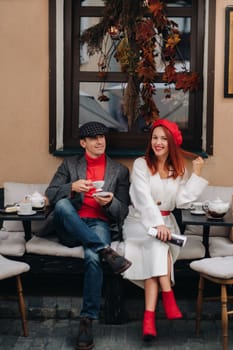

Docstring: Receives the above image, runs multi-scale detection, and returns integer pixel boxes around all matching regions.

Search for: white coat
[122,157,208,288]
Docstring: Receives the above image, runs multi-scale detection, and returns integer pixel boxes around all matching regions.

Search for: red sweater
[78,153,108,221]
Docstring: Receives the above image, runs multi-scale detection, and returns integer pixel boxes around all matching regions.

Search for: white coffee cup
[18,201,32,215]
[92,181,105,191]
[190,202,203,212]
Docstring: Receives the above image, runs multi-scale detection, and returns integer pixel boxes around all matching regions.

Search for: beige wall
[0,0,60,186]
[0,0,232,188]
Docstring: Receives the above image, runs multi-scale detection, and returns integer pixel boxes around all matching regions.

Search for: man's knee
[55,198,71,214]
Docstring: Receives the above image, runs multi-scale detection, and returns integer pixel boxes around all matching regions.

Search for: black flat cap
[79,121,108,139]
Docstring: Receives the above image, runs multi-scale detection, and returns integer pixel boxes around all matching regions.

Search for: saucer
[17,210,37,216]
[190,210,205,215]
[92,191,111,198]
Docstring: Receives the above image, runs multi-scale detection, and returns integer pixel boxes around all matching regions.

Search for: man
[45,121,132,350]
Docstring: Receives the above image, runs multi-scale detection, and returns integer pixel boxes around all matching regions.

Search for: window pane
[80,82,128,132]
[165,0,192,7]
[81,0,104,6]
[79,82,189,133]
[80,17,122,71]
[169,17,191,71]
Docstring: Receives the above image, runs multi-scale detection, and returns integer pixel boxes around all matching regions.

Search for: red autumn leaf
[163,63,177,83]
[148,0,164,17]
[175,72,199,92]
[163,46,176,59]
[135,20,155,44]
[141,47,156,66]
[136,64,157,82]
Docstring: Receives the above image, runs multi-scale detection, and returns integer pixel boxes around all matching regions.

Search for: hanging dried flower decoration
[80,0,199,129]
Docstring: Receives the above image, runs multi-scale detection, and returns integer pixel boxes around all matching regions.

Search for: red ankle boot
[162,290,182,319]
[142,310,157,341]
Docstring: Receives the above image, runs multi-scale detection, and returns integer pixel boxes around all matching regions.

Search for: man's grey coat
[43,155,130,241]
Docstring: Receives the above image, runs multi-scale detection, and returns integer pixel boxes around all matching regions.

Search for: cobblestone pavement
[0,296,233,350]
[0,317,232,350]
[0,274,233,349]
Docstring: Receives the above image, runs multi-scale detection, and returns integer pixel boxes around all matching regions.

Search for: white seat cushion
[209,237,233,257]
[177,235,205,260]
[0,255,30,280]
[26,235,125,258]
[190,256,233,279]
[0,230,26,256]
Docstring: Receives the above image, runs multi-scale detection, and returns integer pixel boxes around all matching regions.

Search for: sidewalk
[0,316,231,350]
[0,274,232,349]
[0,295,232,350]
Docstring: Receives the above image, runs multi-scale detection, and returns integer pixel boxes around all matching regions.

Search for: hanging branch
[80,0,199,129]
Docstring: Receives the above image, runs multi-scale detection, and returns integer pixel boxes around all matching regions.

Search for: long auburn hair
[145,125,196,179]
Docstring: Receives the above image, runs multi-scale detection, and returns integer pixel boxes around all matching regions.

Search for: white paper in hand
[148,227,187,247]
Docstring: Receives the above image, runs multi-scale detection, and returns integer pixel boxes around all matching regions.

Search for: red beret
[151,119,183,146]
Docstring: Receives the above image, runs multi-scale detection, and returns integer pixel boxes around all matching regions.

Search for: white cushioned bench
[2,182,232,262]
[1,182,233,323]
[26,235,124,258]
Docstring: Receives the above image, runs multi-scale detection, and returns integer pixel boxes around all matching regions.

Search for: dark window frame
[49,0,215,156]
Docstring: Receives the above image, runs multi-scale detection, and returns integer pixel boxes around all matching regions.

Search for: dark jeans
[54,198,111,319]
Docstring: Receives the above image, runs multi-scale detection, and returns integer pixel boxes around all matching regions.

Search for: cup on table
[190,202,203,212]
[18,200,32,215]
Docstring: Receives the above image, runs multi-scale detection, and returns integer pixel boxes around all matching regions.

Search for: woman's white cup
[190,202,203,212]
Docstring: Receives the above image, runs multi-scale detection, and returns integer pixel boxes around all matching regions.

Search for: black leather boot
[99,246,132,274]
[76,317,94,350]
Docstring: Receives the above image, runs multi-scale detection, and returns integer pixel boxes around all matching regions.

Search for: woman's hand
[192,156,204,177]
[156,225,171,242]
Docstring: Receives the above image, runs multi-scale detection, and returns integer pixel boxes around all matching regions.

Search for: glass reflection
[165,0,192,6]
[81,0,104,6]
[79,82,188,133]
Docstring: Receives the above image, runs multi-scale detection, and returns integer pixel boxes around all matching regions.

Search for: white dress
[122,157,208,288]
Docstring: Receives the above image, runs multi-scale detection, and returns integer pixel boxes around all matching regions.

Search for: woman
[122,119,208,341]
